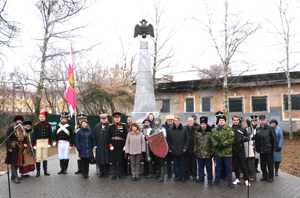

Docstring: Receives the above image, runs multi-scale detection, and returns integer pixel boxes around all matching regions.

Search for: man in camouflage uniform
[194,116,213,184]
[211,115,235,188]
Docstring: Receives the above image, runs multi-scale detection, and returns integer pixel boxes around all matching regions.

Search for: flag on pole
[65,46,76,117]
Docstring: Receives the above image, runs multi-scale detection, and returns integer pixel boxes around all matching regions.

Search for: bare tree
[195,64,232,79]
[149,0,179,88]
[268,0,299,140]
[0,0,20,65]
[33,0,90,119]
[194,0,259,119]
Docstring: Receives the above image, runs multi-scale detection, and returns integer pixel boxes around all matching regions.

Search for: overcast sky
[2,0,300,82]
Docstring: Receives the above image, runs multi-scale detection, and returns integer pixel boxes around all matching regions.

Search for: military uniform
[32,111,52,177]
[108,112,128,179]
[54,112,73,174]
[211,119,234,186]
[194,117,213,183]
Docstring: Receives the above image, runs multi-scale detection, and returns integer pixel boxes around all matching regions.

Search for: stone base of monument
[131,112,159,125]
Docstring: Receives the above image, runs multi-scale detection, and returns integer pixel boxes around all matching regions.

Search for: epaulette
[120,122,126,125]
[109,123,114,126]
[34,122,40,126]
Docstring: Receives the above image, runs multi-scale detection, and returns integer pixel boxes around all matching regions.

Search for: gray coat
[125,130,145,155]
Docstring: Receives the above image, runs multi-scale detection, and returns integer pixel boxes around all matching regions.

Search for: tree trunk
[223,63,229,123]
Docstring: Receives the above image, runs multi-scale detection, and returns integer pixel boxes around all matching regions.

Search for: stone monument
[131,19,159,123]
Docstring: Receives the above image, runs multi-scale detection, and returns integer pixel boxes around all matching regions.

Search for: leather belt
[111,137,124,141]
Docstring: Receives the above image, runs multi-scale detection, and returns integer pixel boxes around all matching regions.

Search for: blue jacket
[273,126,283,162]
[162,122,173,139]
[76,127,93,159]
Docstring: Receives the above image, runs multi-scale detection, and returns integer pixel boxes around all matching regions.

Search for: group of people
[5,110,284,189]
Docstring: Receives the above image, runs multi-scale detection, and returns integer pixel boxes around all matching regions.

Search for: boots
[75,160,82,174]
[275,162,280,176]
[63,159,69,174]
[11,166,20,184]
[158,167,164,182]
[147,163,153,178]
[99,165,104,177]
[255,159,260,173]
[104,164,109,177]
[36,162,41,177]
[58,160,64,174]
[43,161,50,176]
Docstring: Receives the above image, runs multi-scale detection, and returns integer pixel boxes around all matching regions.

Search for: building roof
[156,71,300,92]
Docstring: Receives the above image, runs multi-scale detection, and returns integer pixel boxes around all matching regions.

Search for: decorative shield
[147,132,168,158]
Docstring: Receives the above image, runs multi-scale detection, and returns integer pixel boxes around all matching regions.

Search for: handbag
[23,148,35,166]
[89,155,96,164]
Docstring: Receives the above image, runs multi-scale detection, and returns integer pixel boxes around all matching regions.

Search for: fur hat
[13,115,24,122]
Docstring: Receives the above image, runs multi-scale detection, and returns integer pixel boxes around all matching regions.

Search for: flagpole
[71,42,77,127]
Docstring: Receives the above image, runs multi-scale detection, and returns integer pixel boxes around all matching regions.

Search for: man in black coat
[53,112,73,175]
[167,117,189,182]
[185,117,197,181]
[162,115,174,178]
[108,112,128,180]
[32,111,52,177]
[255,115,278,182]
[93,114,110,177]
[231,116,251,187]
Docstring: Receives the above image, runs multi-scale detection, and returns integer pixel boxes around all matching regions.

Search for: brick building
[155,72,300,132]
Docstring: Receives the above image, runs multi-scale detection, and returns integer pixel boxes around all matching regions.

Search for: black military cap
[23,120,32,125]
[250,114,258,121]
[191,115,197,119]
[78,113,87,119]
[142,119,150,124]
[200,116,208,124]
[259,115,266,120]
[218,115,227,122]
[113,112,121,117]
[215,110,224,117]
[61,112,70,118]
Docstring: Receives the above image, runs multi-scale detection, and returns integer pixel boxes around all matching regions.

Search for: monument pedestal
[131,41,159,124]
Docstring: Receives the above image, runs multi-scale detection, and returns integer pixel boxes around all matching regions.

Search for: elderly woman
[270,119,283,176]
[76,119,93,179]
[125,123,145,181]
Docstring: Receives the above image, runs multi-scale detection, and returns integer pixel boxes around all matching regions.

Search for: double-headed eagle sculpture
[134,19,154,38]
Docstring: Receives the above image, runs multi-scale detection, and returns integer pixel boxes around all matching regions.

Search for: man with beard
[108,112,128,180]
[185,117,197,181]
[19,120,35,177]
[150,117,167,182]
[142,119,153,177]
[53,112,73,174]
[5,115,28,184]
[162,115,174,178]
[211,115,234,188]
[231,116,251,187]
[93,114,110,177]
[255,115,277,182]
[194,116,213,184]
[32,111,52,177]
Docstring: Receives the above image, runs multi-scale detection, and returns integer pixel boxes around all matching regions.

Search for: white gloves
[123,146,125,151]
[110,146,114,151]
[69,146,72,150]
[47,145,51,148]
[94,146,97,149]
[53,142,56,147]
[33,146,36,150]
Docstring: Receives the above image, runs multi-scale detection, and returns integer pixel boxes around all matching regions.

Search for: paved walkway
[0,154,299,198]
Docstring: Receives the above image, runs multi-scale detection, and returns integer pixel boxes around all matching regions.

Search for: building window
[186,98,194,112]
[5,106,10,111]
[20,95,24,100]
[284,95,300,111]
[229,98,243,112]
[14,95,18,99]
[26,96,30,100]
[14,106,18,112]
[202,98,211,112]
[252,96,267,112]
[25,107,30,113]
[57,107,61,114]
[19,107,23,112]
[162,100,170,113]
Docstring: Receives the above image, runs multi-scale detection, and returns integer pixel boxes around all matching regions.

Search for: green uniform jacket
[194,125,213,159]
[211,125,234,158]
